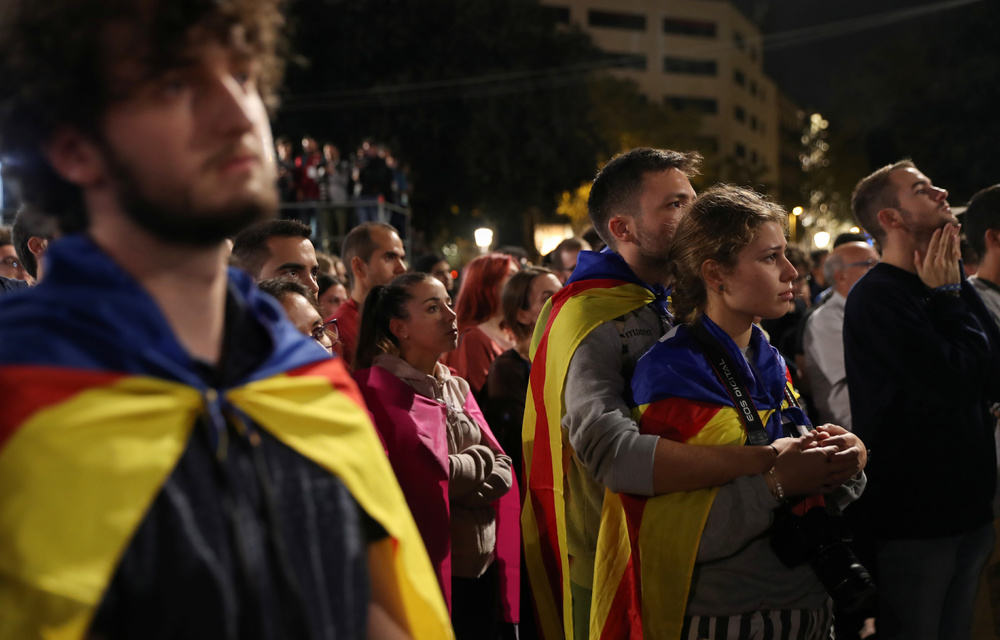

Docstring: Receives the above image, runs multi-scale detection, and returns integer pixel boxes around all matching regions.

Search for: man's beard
[104,147,277,247]
[898,206,952,247]
[633,217,674,273]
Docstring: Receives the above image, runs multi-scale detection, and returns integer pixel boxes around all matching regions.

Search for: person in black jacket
[845,160,1000,640]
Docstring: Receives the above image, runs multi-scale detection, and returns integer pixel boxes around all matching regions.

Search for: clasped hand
[770,424,867,497]
[914,223,961,290]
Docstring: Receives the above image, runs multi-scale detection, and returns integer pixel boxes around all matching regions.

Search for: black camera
[770,503,878,618]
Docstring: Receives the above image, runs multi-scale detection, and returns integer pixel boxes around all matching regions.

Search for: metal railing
[278,197,413,258]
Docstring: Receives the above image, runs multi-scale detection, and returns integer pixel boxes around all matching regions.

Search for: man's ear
[701,259,724,290]
[43,126,104,187]
[876,207,902,232]
[351,255,367,285]
[984,228,1000,251]
[608,215,633,245]
[26,237,47,259]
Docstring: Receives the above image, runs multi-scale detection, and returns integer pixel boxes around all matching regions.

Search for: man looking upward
[844,162,1000,640]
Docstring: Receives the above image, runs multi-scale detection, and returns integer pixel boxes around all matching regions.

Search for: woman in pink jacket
[352,272,520,640]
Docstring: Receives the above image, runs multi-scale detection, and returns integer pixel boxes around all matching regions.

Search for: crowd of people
[275,133,411,239]
[1,1,999,640]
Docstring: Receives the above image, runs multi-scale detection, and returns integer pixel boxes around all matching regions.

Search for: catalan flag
[0,236,452,640]
[521,249,667,640]
[594,317,805,640]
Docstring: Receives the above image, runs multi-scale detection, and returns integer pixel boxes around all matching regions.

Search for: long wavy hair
[453,253,516,332]
[668,185,787,326]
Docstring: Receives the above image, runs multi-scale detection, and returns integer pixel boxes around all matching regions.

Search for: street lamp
[474,227,494,253]
[791,207,803,243]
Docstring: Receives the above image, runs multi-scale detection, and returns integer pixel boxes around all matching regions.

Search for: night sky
[730,0,981,111]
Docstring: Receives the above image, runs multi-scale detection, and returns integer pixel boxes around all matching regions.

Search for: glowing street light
[790,207,803,242]
[813,231,831,249]
[474,227,494,253]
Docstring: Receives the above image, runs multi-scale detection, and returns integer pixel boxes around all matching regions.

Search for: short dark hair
[354,272,434,370]
[588,148,702,250]
[784,245,812,274]
[317,273,346,297]
[231,219,312,279]
[412,253,448,274]
[551,237,590,270]
[341,222,399,289]
[668,185,787,325]
[0,226,12,247]
[0,0,285,231]
[963,185,1000,258]
[258,277,317,306]
[851,160,916,250]
[11,205,59,279]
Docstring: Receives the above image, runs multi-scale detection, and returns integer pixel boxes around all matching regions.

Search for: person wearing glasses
[0,226,31,284]
[802,241,880,432]
[258,278,337,356]
[352,273,519,640]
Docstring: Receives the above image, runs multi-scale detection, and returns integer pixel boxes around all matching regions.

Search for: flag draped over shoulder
[353,364,521,622]
[595,318,803,640]
[0,236,453,640]
[521,249,666,640]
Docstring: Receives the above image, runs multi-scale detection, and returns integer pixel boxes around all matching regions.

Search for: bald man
[802,241,879,430]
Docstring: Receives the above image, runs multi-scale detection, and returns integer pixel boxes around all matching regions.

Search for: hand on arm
[651,438,779,494]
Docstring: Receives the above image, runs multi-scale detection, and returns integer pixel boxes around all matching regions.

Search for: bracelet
[932,283,961,295]
[767,444,779,470]
[767,469,785,504]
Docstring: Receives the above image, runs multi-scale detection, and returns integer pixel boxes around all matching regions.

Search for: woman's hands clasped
[769,424,867,497]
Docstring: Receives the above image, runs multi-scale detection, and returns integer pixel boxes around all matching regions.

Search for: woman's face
[718,221,798,323]
[430,260,454,293]
[318,283,348,319]
[395,279,459,362]
[519,273,562,329]
[281,292,333,355]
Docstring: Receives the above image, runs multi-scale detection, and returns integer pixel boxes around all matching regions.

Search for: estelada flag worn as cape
[521,249,670,640]
[0,236,452,640]
[595,317,806,640]
[353,364,521,621]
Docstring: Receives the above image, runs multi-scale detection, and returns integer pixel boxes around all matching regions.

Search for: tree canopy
[276,0,703,249]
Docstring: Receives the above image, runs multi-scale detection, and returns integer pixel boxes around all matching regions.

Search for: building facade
[544,0,782,190]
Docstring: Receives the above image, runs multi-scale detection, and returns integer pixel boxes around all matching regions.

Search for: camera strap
[688,320,774,446]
